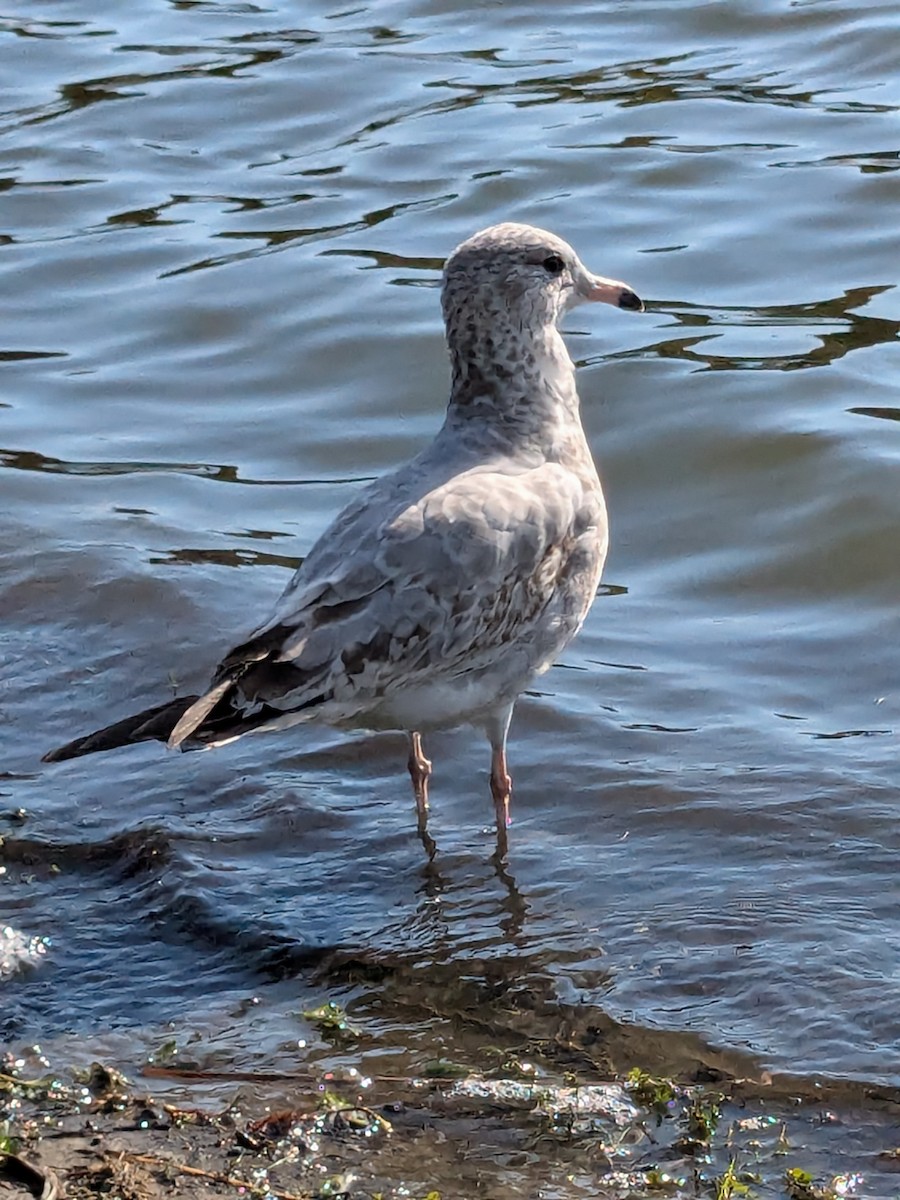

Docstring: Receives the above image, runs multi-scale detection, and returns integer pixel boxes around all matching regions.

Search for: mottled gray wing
[169,461,603,745]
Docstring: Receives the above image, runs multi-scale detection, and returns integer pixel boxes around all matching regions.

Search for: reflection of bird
[43,223,643,853]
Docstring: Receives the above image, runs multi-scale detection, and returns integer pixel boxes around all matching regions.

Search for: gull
[42,222,643,852]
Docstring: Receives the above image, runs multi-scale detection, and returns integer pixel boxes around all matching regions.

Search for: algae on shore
[1,1028,894,1200]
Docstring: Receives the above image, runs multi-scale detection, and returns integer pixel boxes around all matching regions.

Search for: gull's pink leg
[407,731,432,824]
[490,743,512,832]
[485,705,514,857]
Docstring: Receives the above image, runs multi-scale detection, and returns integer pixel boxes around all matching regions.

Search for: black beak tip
[618,288,644,312]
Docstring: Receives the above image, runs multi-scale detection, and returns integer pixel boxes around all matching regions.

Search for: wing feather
[177,456,604,744]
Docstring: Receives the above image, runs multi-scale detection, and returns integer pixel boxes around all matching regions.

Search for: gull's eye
[542,254,565,275]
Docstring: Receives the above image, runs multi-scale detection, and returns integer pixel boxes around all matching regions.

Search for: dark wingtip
[42,741,80,764]
[42,735,99,763]
[40,696,201,765]
[619,288,644,312]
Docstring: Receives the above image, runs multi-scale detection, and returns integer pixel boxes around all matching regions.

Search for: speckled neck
[444,310,581,439]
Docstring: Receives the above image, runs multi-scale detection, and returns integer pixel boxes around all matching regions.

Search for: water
[2,0,899,1115]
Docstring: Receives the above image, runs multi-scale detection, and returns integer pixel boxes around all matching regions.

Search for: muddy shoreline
[4,967,899,1199]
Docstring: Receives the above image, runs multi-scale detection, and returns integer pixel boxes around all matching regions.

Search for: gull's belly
[349,654,534,734]
[337,543,604,734]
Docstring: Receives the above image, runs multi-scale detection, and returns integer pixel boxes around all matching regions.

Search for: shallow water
[2,0,899,1120]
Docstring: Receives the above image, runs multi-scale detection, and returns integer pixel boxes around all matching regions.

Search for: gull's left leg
[485,704,514,854]
[407,731,432,824]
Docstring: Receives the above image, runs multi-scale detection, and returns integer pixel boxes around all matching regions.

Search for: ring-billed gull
[42,222,643,852]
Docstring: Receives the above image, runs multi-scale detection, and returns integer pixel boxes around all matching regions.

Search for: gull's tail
[41,697,200,763]
[42,623,327,765]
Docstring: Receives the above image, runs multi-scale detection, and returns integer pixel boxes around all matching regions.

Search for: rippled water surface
[3,0,899,1122]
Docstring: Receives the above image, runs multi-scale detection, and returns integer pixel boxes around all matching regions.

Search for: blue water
[2,0,899,1100]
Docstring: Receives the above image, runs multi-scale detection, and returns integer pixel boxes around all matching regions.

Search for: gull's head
[441,222,643,335]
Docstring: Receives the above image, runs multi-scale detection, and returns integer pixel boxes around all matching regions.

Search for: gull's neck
[444,315,584,450]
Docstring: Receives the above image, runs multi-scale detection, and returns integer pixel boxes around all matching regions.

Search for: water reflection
[426,53,897,115]
[0,446,235,479]
[320,247,444,274]
[0,350,67,362]
[164,194,456,277]
[776,149,900,173]
[0,446,373,487]
[414,813,528,939]
[0,16,99,40]
[849,405,900,423]
[594,286,898,373]
[151,546,301,570]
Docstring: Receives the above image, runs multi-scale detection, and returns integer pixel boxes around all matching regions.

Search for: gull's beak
[581,272,644,312]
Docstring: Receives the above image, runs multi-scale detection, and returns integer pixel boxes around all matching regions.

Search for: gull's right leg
[407,731,432,825]
[485,704,514,859]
